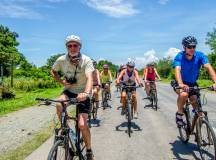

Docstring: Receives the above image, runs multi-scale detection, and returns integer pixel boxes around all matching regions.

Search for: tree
[45,53,64,69]
[206,27,216,54]
[0,24,22,76]
[156,58,173,79]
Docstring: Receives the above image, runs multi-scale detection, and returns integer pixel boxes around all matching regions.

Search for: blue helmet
[182,36,197,47]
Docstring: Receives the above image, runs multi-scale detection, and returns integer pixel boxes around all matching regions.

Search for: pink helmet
[103,64,109,69]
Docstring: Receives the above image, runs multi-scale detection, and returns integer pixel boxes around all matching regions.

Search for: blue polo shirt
[173,51,209,84]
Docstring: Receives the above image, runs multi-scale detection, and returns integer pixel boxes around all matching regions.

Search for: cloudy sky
[0,0,216,68]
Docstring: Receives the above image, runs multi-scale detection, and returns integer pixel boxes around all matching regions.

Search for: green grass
[197,79,213,87]
[0,87,62,116]
[0,128,53,160]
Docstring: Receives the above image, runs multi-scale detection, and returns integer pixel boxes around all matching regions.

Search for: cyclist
[92,60,101,109]
[100,64,112,102]
[51,34,95,160]
[143,62,161,98]
[172,36,216,128]
[116,60,143,119]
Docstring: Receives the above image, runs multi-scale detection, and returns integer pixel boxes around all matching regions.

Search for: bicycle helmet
[65,34,82,46]
[182,36,197,47]
[103,64,109,69]
[127,60,135,67]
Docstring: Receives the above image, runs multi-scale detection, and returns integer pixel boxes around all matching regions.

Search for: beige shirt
[52,54,94,94]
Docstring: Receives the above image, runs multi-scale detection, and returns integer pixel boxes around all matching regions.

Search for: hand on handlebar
[179,84,189,92]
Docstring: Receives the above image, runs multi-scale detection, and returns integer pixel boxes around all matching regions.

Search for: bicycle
[88,93,98,128]
[120,82,142,137]
[173,86,216,160]
[101,81,112,110]
[36,98,87,160]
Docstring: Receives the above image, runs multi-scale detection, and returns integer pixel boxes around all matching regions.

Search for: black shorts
[122,82,136,92]
[172,80,198,97]
[61,90,90,114]
[101,83,110,89]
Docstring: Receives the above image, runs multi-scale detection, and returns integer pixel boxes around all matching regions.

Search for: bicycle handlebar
[35,98,78,104]
[174,86,214,91]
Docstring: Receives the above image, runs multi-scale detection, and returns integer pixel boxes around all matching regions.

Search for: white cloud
[84,0,139,18]
[135,49,159,69]
[164,47,180,59]
[0,0,66,19]
[158,0,169,5]
[0,3,42,19]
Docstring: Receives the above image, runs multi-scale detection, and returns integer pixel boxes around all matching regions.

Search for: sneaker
[86,150,94,160]
[121,109,126,115]
[176,112,184,128]
[134,112,138,119]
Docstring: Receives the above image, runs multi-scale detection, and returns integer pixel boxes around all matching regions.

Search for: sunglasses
[67,44,79,49]
[187,45,196,49]
[128,65,134,68]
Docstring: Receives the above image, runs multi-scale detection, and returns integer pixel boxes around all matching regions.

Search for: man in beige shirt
[51,34,94,160]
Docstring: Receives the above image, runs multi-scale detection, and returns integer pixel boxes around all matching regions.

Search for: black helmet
[182,36,197,47]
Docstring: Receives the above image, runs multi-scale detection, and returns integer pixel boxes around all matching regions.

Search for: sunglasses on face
[67,44,79,49]
[187,45,196,49]
[128,66,134,68]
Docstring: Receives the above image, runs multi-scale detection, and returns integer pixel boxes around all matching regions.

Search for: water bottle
[69,128,76,142]
[191,108,196,119]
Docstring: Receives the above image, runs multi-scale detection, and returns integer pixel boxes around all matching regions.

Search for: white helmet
[65,34,82,46]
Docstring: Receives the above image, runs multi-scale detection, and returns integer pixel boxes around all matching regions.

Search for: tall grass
[3,77,60,91]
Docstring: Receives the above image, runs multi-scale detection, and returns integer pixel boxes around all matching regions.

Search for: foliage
[45,53,64,69]
[156,58,173,79]
[206,27,216,54]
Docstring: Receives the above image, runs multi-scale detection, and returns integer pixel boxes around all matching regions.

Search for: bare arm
[154,68,161,80]
[51,69,64,85]
[116,70,125,84]
[134,70,141,84]
[108,70,113,81]
[84,72,93,94]
[97,70,101,85]
[175,66,184,86]
[142,68,146,78]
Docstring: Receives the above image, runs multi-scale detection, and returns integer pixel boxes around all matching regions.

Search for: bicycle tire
[47,140,73,160]
[92,101,97,120]
[196,118,216,160]
[153,91,158,111]
[179,107,191,143]
[127,100,132,137]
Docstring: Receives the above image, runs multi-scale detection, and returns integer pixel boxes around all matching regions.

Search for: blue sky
[0,0,216,68]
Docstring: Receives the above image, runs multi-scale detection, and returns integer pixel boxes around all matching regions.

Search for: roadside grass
[0,127,53,160]
[0,107,75,160]
[0,87,62,116]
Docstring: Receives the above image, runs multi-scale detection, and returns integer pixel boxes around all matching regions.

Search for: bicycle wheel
[153,91,158,111]
[196,118,216,160]
[92,101,98,120]
[178,107,191,143]
[76,129,86,160]
[47,140,73,160]
[127,101,132,137]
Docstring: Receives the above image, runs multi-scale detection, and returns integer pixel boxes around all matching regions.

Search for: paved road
[26,83,216,160]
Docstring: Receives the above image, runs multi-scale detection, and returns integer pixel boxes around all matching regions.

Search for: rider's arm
[142,68,146,79]
[97,70,101,86]
[154,68,161,80]
[51,69,64,85]
[203,63,216,83]
[144,68,148,81]
[134,70,141,84]
[175,66,184,86]
[84,72,93,94]
[108,70,113,82]
[116,70,124,84]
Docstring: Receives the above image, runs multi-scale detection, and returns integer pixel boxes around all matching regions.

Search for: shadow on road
[115,121,142,132]
[144,104,160,110]
[170,137,201,160]
[89,119,101,127]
